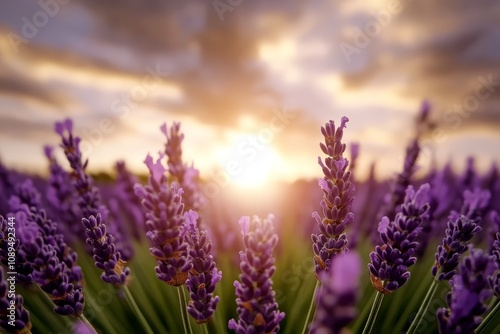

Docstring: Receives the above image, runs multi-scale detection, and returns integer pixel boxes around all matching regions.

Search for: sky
[0,0,499,188]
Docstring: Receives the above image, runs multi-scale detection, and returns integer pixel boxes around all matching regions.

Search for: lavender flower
[161,122,204,211]
[377,139,420,222]
[56,118,132,264]
[55,118,109,222]
[44,145,82,239]
[368,184,430,294]
[433,216,482,281]
[310,252,361,334]
[0,215,31,285]
[134,153,191,286]
[448,188,491,222]
[488,212,500,296]
[228,215,285,334]
[437,248,495,334]
[1,267,32,333]
[161,122,185,182]
[9,179,83,287]
[115,160,144,240]
[184,210,221,323]
[7,179,41,212]
[349,142,360,177]
[312,117,355,277]
[82,213,130,286]
[16,211,84,317]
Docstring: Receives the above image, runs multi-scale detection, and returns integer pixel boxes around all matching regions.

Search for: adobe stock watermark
[6,0,71,54]
[339,0,412,63]
[201,107,297,200]
[76,65,168,158]
[275,255,315,305]
[404,284,449,334]
[419,73,499,159]
[212,0,244,21]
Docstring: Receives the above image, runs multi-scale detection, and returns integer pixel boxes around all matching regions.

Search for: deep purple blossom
[161,122,185,182]
[161,122,204,211]
[433,216,482,281]
[368,184,430,294]
[44,145,82,239]
[312,117,355,277]
[0,214,32,286]
[488,211,500,296]
[82,213,130,286]
[8,179,83,287]
[115,160,144,240]
[55,118,108,223]
[377,139,420,223]
[1,267,32,333]
[437,248,495,334]
[448,188,491,222]
[184,210,221,323]
[310,252,361,334]
[56,118,132,262]
[134,153,191,286]
[15,211,84,317]
[228,215,285,334]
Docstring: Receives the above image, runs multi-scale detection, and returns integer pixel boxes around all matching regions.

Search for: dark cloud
[0,0,498,178]
[338,0,500,130]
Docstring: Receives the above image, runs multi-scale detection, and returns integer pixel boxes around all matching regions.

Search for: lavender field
[1,1,500,334]
[1,108,499,333]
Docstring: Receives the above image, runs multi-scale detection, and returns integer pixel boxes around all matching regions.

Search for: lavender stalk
[363,184,431,334]
[228,215,285,334]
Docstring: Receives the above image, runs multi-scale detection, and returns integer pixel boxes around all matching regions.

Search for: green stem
[301,280,320,334]
[207,317,218,334]
[361,291,385,334]
[202,323,210,334]
[79,314,99,334]
[475,297,500,334]
[123,286,155,334]
[486,295,498,310]
[352,290,377,333]
[178,286,193,334]
[407,278,439,334]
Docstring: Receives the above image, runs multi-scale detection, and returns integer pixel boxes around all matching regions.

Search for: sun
[230,148,279,189]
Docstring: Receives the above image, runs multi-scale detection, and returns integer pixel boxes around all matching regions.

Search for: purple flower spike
[44,144,81,239]
[229,215,285,334]
[1,267,32,333]
[448,188,491,223]
[433,216,482,281]
[161,122,204,211]
[115,160,145,240]
[14,211,84,317]
[437,248,495,334]
[488,212,500,296]
[310,252,361,334]
[56,118,132,262]
[55,118,108,223]
[378,139,420,223]
[1,214,32,286]
[82,213,130,286]
[135,153,191,286]
[311,117,355,277]
[368,184,431,294]
[161,122,185,181]
[185,210,222,323]
[9,180,84,288]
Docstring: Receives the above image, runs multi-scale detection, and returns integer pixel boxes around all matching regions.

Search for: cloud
[0,0,498,180]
